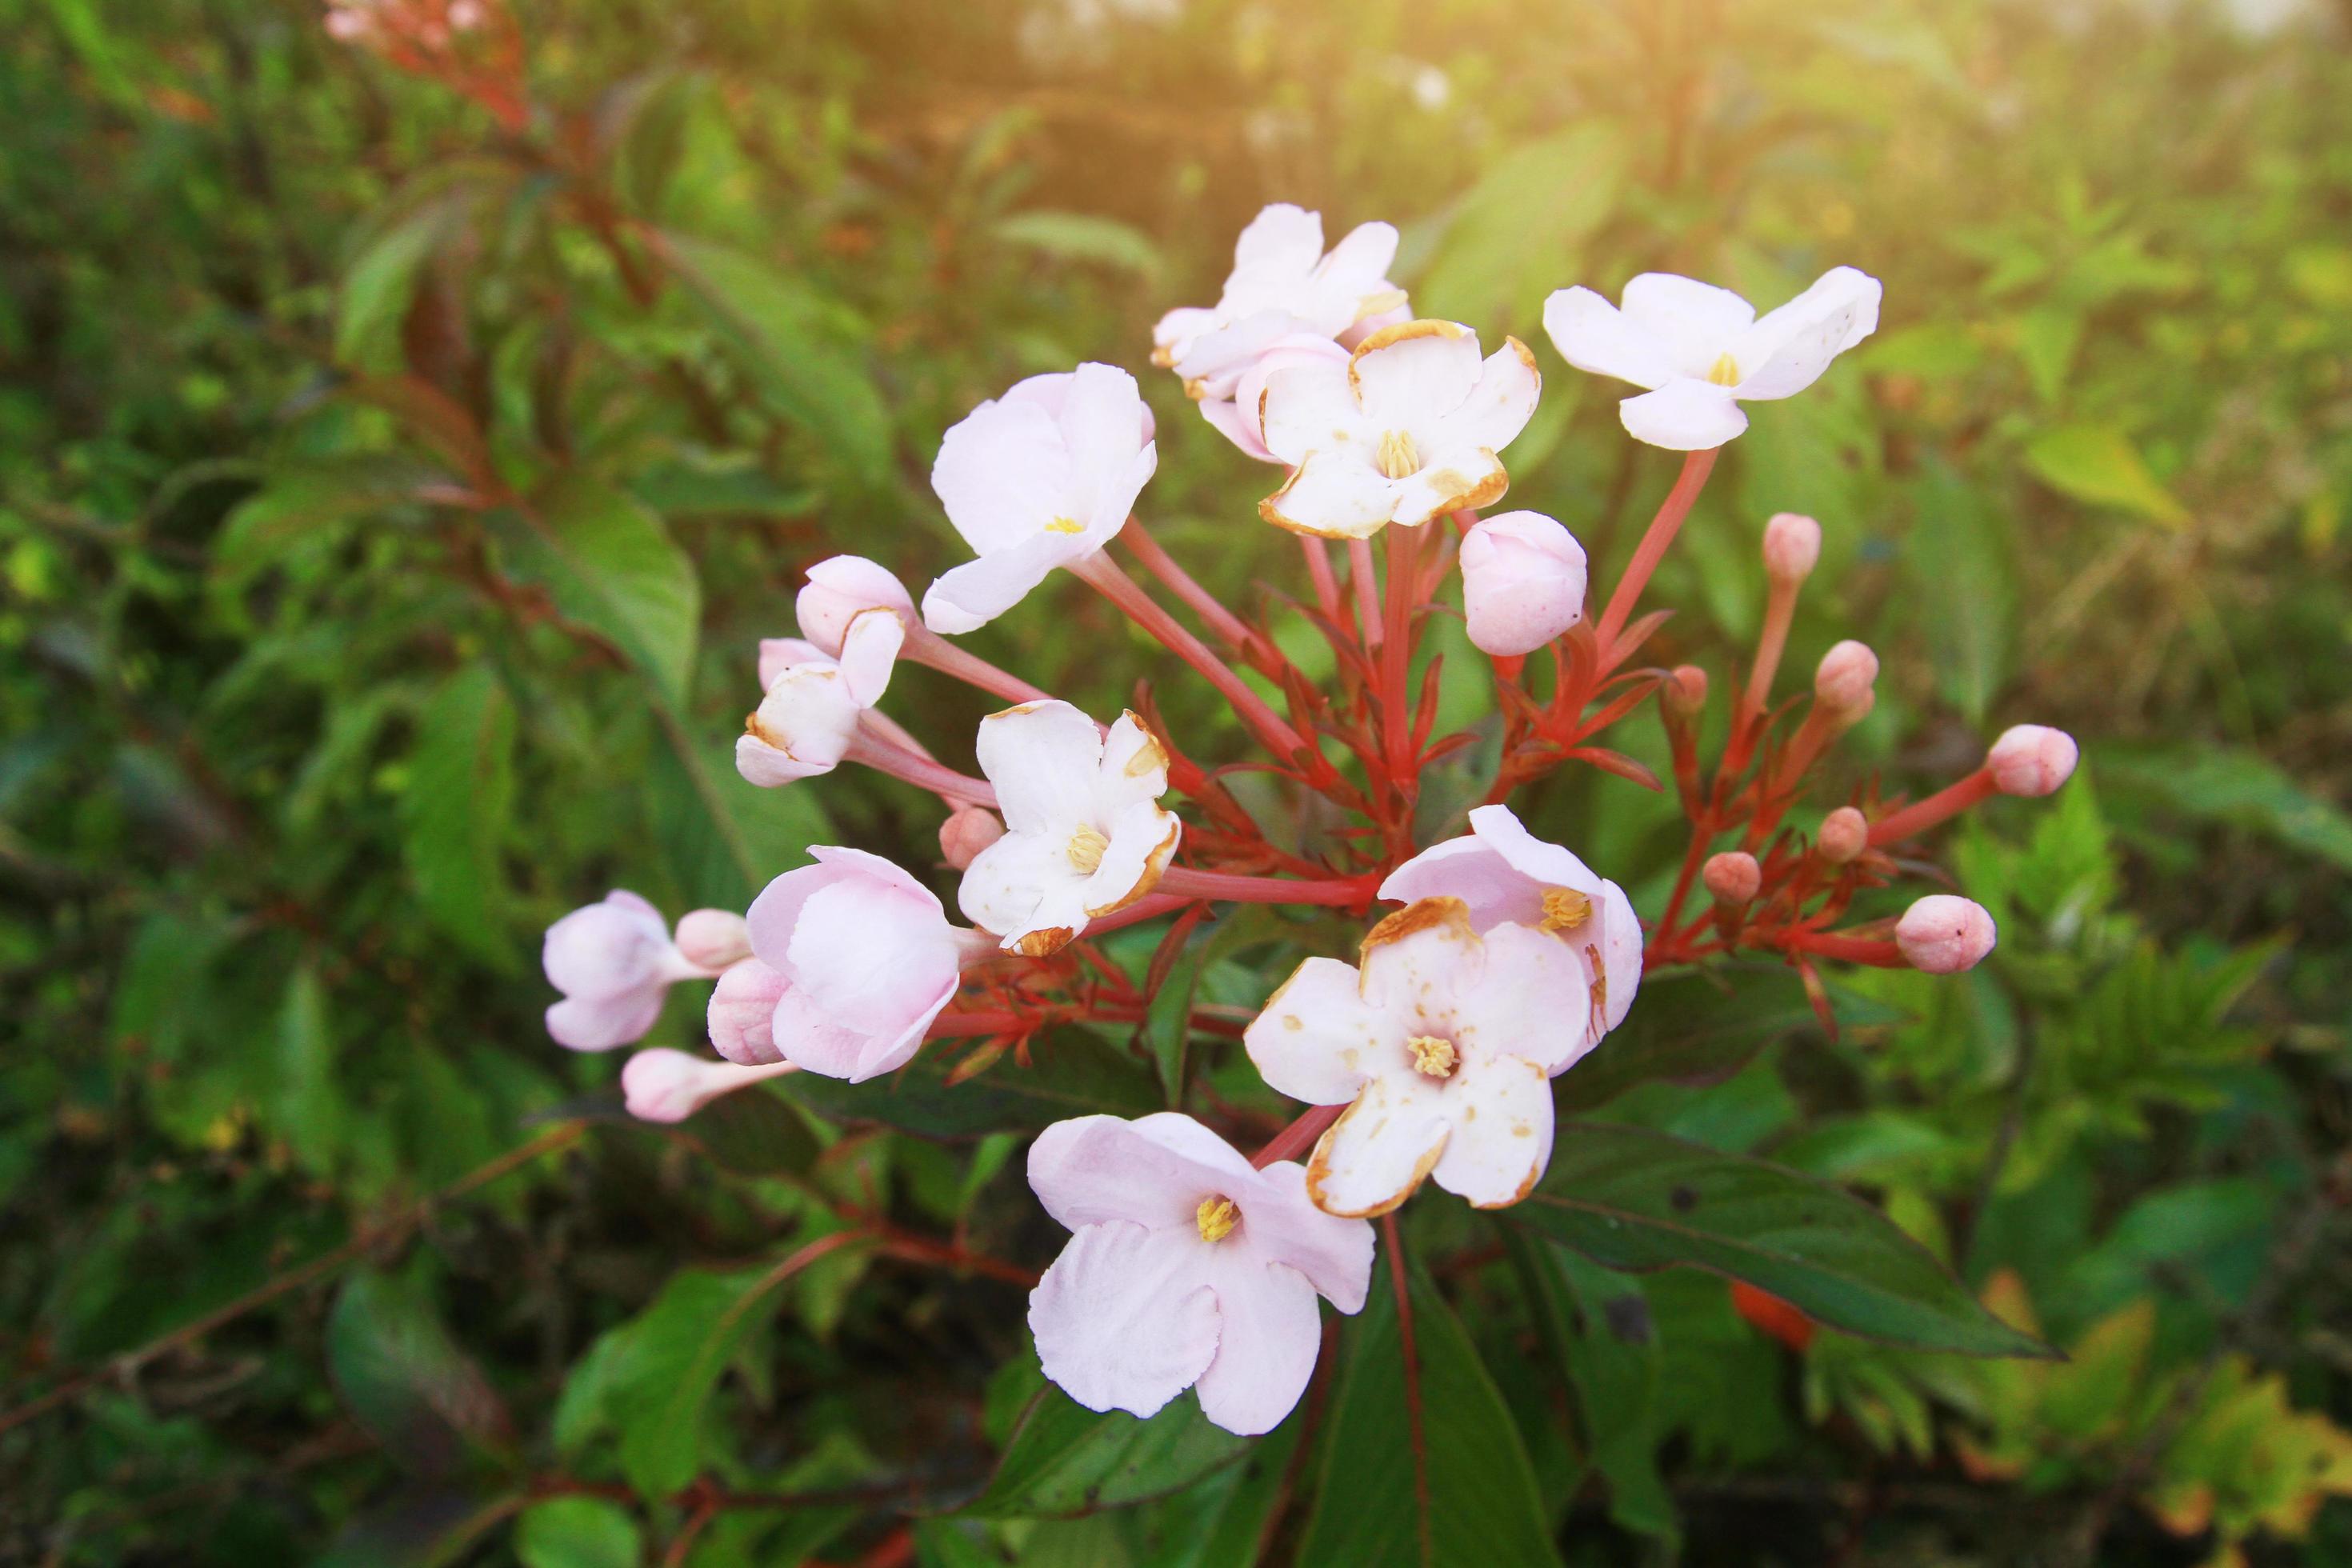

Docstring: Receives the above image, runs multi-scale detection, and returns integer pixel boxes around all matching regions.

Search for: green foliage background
[4,0,2350,1562]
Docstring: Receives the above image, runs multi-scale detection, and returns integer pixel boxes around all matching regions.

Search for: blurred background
[4,0,2350,1562]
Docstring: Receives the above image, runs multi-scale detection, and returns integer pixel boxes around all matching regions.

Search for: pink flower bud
[1986,725,2078,798]
[1702,851,1761,904]
[1818,806,1868,865]
[706,959,790,1065]
[1458,511,1589,657]
[674,909,751,970]
[1814,640,1879,714]
[542,891,688,1052]
[1895,895,1997,974]
[324,10,370,40]
[1662,665,1709,718]
[1762,513,1821,585]
[621,1049,792,1124]
[939,806,1006,870]
[795,556,915,658]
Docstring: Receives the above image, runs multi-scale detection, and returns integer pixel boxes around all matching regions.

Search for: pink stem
[1867,769,1998,846]
[1156,866,1368,906]
[1251,1102,1346,1169]
[1077,893,1190,937]
[844,727,996,807]
[1348,538,1382,649]
[1122,518,1255,652]
[1738,578,1800,744]
[1070,553,1306,758]
[1300,535,1342,624]
[902,624,1054,706]
[1596,446,1719,662]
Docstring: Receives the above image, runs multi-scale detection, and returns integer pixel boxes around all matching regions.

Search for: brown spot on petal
[1081,809,1182,918]
[1305,1098,1449,1219]
[1258,471,1384,541]
[1118,711,1169,777]
[1502,334,1540,376]
[743,713,794,758]
[1012,926,1074,958]
[1361,896,1475,958]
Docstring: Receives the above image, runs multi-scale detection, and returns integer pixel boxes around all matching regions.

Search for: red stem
[1250,1102,1345,1169]
[1349,538,1382,649]
[1156,866,1370,906]
[1300,535,1342,625]
[1596,446,1719,662]
[1380,523,1418,783]
[1867,769,1998,846]
[1070,553,1306,758]
[1770,929,1907,966]
[1122,518,1256,653]
[843,728,996,807]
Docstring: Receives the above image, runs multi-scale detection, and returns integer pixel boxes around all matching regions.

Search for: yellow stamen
[1043,516,1086,534]
[1540,887,1591,933]
[1196,1196,1240,1242]
[1374,429,1422,480]
[1066,824,1109,874]
[1706,352,1741,388]
[1408,1034,1458,1078]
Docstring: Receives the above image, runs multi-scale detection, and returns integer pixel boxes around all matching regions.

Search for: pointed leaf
[401,666,517,965]
[494,475,701,705]
[959,1384,1253,1519]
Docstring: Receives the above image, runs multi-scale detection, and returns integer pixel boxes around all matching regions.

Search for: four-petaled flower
[1542,267,1882,450]
[737,610,903,787]
[1027,1112,1374,1436]
[1258,320,1540,539]
[1243,897,1592,1217]
[1152,203,1405,401]
[959,702,1182,957]
[922,365,1158,635]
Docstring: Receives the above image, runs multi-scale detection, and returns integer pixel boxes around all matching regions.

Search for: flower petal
[1428,1054,1554,1209]
[1245,956,1386,1106]
[931,395,1070,552]
[1358,897,1482,1027]
[706,959,790,1065]
[1597,880,1642,1036]
[1232,202,1326,277]
[1618,378,1750,450]
[1030,1221,1221,1420]
[1306,1074,1450,1218]
[1258,450,1396,540]
[758,637,825,690]
[1238,1159,1377,1312]
[957,830,1092,955]
[786,878,958,1040]
[1726,266,1882,401]
[1258,357,1370,468]
[1389,443,1507,529]
[1348,321,1482,430]
[1432,337,1542,454]
[1193,1255,1322,1435]
[1313,221,1401,302]
[1094,710,1170,817]
[1027,1112,1261,1233]
[975,700,1106,834]
[1454,921,1597,1077]
[920,531,1082,634]
[1618,272,1757,374]
[1542,285,1675,390]
[834,608,904,707]
[1081,798,1181,918]
[1057,362,1154,527]
[546,990,664,1053]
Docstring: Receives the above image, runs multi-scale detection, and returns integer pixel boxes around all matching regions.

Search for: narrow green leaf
[2022,423,2187,526]
[992,211,1163,278]
[1908,461,2016,725]
[401,666,517,965]
[277,963,346,1177]
[790,1027,1161,1138]
[2096,743,2352,874]
[327,1268,512,1477]
[959,1384,1253,1519]
[1506,1124,2053,1358]
[494,474,701,706]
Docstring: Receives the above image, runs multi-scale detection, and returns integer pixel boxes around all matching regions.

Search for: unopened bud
[1986,725,2078,798]
[1459,510,1590,657]
[796,555,915,659]
[1662,665,1710,719]
[674,909,752,970]
[622,1049,790,1125]
[1762,513,1821,585]
[706,959,790,1066]
[1818,806,1868,865]
[939,806,1006,870]
[1702,851,1762,905]
[1895,895,1997,974]
[1814,640,1879,714]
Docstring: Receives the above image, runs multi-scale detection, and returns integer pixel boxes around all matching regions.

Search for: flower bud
[674,909,752,970]
[1986,725,2078,798]
[1818,806,1868,865]
[622,1049,789,1124]
[1458,511,1590,657]
[1762,512,1821,585]
[1813,640,1879,714]
[706,959,790,1065]
[736,664,862,788]
[757,637,826,692]
[939,805,1006,870]
[1895,895,1997,974]
[542,891,682,1052]
[1702,851,1762,904]
[1662,665,1710,719]
[795,556,915,658]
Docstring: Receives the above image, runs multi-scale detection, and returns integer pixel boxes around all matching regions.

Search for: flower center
[1408,1034,1458,1078]
[1374,429,1422,480]
[1195,1196,1240,1242]
[1540,887,1591,932]
[1043,515,1086,535]
[1066,824,1110,874]
[1706,352,1742,388]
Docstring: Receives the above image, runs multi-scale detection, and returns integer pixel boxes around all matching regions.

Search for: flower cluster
[323,0,526,132]
[539,204,2078,1435]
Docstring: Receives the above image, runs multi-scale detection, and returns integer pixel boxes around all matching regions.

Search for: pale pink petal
[1348,322,1483,430]
[1258,357,1370,468]
[1232,202,1326,277]
[1358,899,1484,1027]
[741,664,859,778]
[1197,396,1268,463]
[1388,443,1507,529]
[1427,1054,1553,1209]
[1244,957,1387,1106]
[1376,838,1525,928]
[674,910,750,971]
[1094,711,1170,817]
[1055,362,1154,528]
[622,1050,794,1124]
[1453,922,1598,1076]
[1618,272,1757,374]
[1153,304,1222,358]
[1258,450,1396,540]
[1430,337,1542,454]
[919,532,1082,634]
[1003,370,1155,444]
[758,637,825,690]
[706,959,790,1065]
[1542,285,1674,390]
[785,878,958,1040]
[1085,444,1156,542]
[542,893,671,1001]
[546,990,664,1053]
[734,733,832,788]
[795,556,914,657]
[1460,510,1587,657]
[746,849,940,973]
[769,982,890,1080]
[1618,378,1749,450]
[1079,799,1180,918]
[1030,1222,1221,1420]
[1726,266,1882,400]
[1306,1074,1450,1218]
[1312,221,1401,303]
[1172,310,1298,399]
[1027,1112,1260,1233]
[1597,880,1642,1034]
[931,396,1069,552]
[1236,1160,1377,1312]
[1193,1256,1322,1436]
[833,609,904,707]
[975,700,1105,834]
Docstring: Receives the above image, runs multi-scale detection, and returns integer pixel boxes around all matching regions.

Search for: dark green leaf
[494,474,702,706]
[514,1498,640,1568]
[327,1268,512,1476]
[790,1027,1161,1138]
[2096,744,2352,874]
[960,1384,1252,1519]
[401,666,517,966]
[672,1084,821,1177]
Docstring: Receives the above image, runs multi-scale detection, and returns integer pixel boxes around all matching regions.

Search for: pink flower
[1258,320,1541,539]
[1458,510,1588,657]
[1895,895,1998,974]
[795,556,916,657]
[1814,639,1879,715]
[1153,204,1404,401]
[958,702,1182,957]
[621,1049,796,1124]
[674,909,751,970]
[1243,898,1593,1217]
[1026,1113,1373,1435]
[542,891,715,1051]
[938,805,1006,870]
[1377,803,1642,1050]
[736,610,903,788]
[1543,268,1881,450]
[922,364,1158,634]
[735,848,996,1081]
[1198,333,1349,464]
[1986,725,2078,798]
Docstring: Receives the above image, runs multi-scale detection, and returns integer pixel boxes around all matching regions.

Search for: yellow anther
[1196,1196,1240,1242]
[1374,429,1422,480]
[1408,1034,1458,1078]
[1706,352,1742,388]
[1043,516,1086,535]
[1066,824,1110,874]
[1540,887,1591,932]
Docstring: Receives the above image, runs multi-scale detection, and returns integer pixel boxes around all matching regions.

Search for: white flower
[958,702,1182,957]
[922,365,1158,635]
[1153,204,1406,400]
[735,610,902,787]
[1256,320,1541,539]
[1542,267,1881,450]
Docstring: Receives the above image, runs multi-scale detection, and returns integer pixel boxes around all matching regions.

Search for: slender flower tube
[542,891,721,1051]
[622,1049,797,1124]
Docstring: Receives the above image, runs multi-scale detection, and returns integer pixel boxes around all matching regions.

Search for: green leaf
[276,963,346,1177]
[1505,1124,2051,1358]
[1296,1251,1559,1566]
[1907,461,2016,725]
[790,1027,1161,1138]
[658,234,894,481]
[336,203,449,369]
[960,1384,1253,1519]
[2022,424,2187,526]
[327,1268,511,1477]
[993,211,1163,278]
[1418,126,1624,332]
[1158,1417,1304,1567]
[2095,743,2352,874]
[494,474,702,706]
[400,666,517,965]
[670,1085,821,1177]
[214,456,445,582]
[514,1498,641,1568]
[1557,966,1903,1114]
